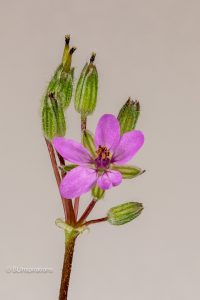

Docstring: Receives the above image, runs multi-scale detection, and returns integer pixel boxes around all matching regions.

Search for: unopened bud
[42,96,57,140]
[111,165,145,179]
[82,130,96,158]
[55,68,74,110]
[74,53,98,116]
[118,98,140,134]
[107,202,143,225]
[49,93,66,137]
[92,185,105,200]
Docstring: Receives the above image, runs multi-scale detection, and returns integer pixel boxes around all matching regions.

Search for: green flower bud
[117,98,140,134]
[42,96,57,140]
[111,165,145,179]
[47,64,63,94]
[107,202,143,225]
[55,68,74,110]
[74,53,98,116]
[92,185,105,200]
[82,130,96,158]
[49,93,66,137]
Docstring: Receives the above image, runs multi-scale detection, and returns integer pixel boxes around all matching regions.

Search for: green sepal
[92,185,105,200]
[107,202,143,226]
[62,164,77,172]
[74,55,98,116]
[42,96,57,140]
[82,130,96,158]
[118,98,140,134]
[49,94,66,137]
[111,165,144,179]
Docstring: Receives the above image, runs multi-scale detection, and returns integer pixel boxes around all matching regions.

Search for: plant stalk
[59,236,77,300]
[77,199,97,225]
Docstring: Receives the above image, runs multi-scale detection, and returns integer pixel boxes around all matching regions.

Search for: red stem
[74,198,80,221]
[84,217,108,226]
[77,199,97,225]
[45,138,75,224]
[59,236,76,300]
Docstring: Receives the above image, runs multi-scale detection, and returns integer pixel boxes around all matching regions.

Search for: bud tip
[65,35,70,45]
[90,52,96,63]
[69,47,77,55]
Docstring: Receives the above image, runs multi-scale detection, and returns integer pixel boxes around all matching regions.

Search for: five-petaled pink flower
[53,114,144,199]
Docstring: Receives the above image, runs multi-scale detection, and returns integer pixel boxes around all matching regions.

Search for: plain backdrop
[0,0,200,299]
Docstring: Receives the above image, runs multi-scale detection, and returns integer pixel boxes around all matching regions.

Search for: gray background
[1,0,200,299]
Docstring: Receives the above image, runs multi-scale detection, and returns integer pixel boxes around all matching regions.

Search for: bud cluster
[42,35,75,140]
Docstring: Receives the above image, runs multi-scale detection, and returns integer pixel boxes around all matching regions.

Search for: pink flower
[53,114,144,199]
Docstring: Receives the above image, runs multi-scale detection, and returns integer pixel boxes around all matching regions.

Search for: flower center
[95,145,112,169]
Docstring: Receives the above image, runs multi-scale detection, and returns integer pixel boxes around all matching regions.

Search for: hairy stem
[74,198,80,221]
[81,115,87,132]
[84,217,108,226]
[59,236,76,300]
[45,138,68,221]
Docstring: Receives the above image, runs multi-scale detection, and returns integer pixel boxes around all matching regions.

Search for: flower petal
[112,130,144,165]
[60,166,98,198]
[97,170,122,190]
[94,114,120,151]
[53,137,92,164]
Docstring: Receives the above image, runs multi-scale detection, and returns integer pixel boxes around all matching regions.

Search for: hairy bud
[74,53,98,116]
[49,93,66,137]
[107,202,143,225]
[118,98,140,134]
[42,96,57,140]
